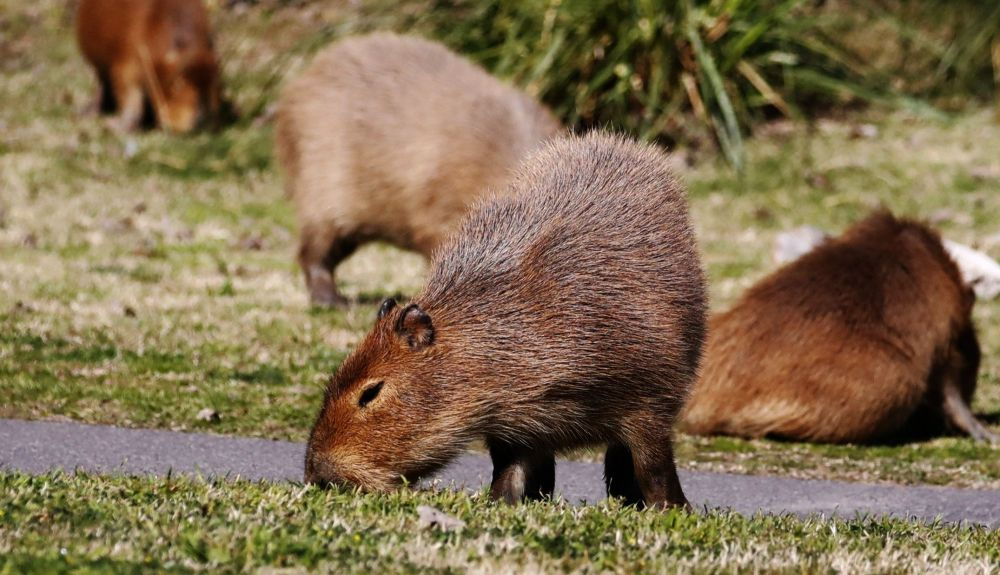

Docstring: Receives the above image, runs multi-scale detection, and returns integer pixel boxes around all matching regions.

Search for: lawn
[2,1,999,490]
[1,472,998,573]
[2,1,1000,570]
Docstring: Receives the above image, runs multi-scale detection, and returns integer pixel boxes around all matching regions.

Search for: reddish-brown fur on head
[275,33,562,308]
[306,133,706,508]
[681,210,997,444]
[76,0,227,133]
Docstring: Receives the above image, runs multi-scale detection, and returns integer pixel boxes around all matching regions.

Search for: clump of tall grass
[357,0,998,168]
[365,0,876,169]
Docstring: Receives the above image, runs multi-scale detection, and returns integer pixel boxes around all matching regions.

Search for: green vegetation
[1,472,998,573]
[359,0,1000,166]
[0,0,998,489]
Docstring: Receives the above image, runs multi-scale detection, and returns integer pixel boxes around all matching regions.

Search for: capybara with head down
[275,33,562,308]
[304,133,707,508]
[681,210,998,444]
[76,0,225,132]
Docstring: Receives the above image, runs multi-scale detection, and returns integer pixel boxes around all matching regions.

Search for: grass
[2,0,1000,492]
[1,471,998,573]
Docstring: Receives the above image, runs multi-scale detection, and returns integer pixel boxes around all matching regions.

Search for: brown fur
[681,211,998,444]
[275,33,562,307]
[305,133,707,508]
[76,0,224,132]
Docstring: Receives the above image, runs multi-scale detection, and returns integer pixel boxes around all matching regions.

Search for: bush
[344,0,999,167]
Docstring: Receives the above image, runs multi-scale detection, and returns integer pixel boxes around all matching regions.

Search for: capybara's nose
[304,453,335,488]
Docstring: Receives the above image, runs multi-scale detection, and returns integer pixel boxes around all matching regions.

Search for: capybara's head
[152,41,222,133]
[147,0,226,133]
[305,298,465,491]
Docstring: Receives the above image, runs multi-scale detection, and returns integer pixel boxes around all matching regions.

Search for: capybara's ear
[378,297,398,319]
[395,304,434,350]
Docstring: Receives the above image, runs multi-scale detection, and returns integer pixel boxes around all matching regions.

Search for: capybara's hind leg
[942,325,999,443]
[487,438,555,504]
[604,442,644,506]
[297,227,358,308]
[625,425,689,510]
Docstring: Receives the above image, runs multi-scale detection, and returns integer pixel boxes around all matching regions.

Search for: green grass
[1,0,999,493]
[1,472,997,573]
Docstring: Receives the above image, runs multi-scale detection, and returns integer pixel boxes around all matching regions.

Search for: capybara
[275,33,562,307]
[304,133,707,508]
[76,0,224,132]
[681,211,999,444]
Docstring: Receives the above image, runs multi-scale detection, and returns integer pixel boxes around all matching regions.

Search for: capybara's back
[276,32,562,307]
[681,211,997,444]
[305,133,706,508]
[76,0,222,132]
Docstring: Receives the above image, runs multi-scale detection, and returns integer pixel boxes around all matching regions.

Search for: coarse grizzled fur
[275,32,562,307]
[681,210,998,444]
[305,132,707,508]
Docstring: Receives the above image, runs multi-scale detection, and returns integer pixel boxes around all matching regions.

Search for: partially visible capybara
[304,133,706,509]
[275,33,562,307]
[76,0,224,132]
[681,211,998,444]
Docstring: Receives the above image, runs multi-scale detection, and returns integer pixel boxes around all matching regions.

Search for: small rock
[942,240,1000,300]
[123,305,137,318]
[772,226,829,265]
[849,124,879,139]
[197,408,221,423]
[417,505,465,532]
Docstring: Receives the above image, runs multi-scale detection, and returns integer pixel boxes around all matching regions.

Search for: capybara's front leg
[487,439,555,504]
[109,63,144,132]
[604,441,644,506]
[626,426,689,510]
[297,226,358,308]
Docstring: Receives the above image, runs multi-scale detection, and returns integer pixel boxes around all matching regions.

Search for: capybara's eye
[358,382,384,408]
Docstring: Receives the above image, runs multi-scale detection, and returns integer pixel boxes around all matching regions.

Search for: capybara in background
[76,0,224,132]
[304,133,706,508]
[276,33,562,307]
[681,211,999,444]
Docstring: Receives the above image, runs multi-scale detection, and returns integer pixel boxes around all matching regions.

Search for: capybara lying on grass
[275,32,562,307]
[681,211,998,444]
[305,133,706,509]
[76,0,224,132]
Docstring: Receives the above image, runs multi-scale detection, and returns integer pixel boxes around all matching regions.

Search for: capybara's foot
[309,287,349,309]
[304,265,348,309]
[627,432,690,510]
[488,440,555,504]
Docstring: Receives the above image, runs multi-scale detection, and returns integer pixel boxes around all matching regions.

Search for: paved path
[2,418,997,527]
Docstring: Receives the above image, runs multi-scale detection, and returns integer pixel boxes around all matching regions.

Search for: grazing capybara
[304,133,706,508]
[275,33,562,307]
[76,0,224,132]
[681,210,999,444]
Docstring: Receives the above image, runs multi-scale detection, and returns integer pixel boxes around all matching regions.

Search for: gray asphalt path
[2,418,997,527]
